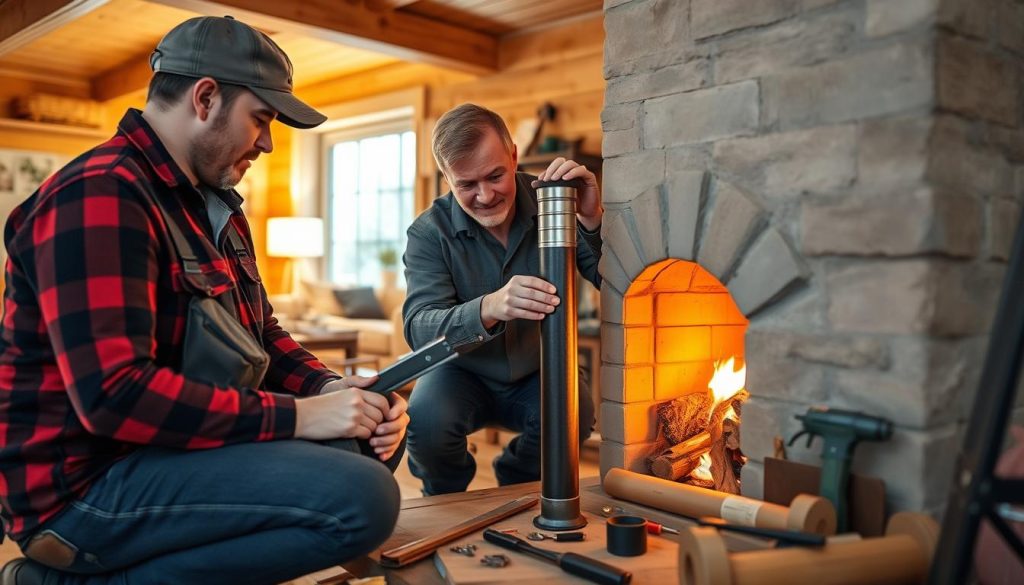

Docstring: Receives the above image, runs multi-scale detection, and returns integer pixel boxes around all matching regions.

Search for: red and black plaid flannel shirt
[0,109,340,541]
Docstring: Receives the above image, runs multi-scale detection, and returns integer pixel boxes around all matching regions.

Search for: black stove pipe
[533,178,587,531]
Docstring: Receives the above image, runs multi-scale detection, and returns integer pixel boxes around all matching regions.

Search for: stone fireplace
[598,0,1024,515]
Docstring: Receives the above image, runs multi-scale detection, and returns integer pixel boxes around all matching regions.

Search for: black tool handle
[559,552,632,585]
[554,531,586,542]
[697,516,826,547]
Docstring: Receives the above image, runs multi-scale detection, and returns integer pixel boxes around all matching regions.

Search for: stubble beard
[192,108,241,190]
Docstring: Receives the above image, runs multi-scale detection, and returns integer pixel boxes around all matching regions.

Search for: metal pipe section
[534,179,587,531]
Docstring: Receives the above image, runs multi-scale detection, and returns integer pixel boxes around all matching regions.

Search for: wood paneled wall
[0,13,605,295]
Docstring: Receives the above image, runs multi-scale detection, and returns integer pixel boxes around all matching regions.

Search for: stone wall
[600,0,1024,514]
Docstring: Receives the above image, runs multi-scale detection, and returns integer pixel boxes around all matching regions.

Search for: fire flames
[690,358,746,482]
[652,356,748,492]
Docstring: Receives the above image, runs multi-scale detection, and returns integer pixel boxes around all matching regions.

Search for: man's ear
[510,143,518,169]
[191,77,219,122]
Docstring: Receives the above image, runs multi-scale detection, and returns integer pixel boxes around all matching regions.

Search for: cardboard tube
[603,468,836,535]
[679,512,938,585]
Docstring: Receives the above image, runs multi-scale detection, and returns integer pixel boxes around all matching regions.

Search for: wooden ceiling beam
[0,0,109,57]
[366,0,422,10]
[91,51,154,102]
[148,0,498,74]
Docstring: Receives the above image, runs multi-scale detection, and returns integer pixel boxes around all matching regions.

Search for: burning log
[650,431,711,480]
[656,392,711,444]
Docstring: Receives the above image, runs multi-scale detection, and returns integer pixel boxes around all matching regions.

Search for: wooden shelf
[0,118,108,140]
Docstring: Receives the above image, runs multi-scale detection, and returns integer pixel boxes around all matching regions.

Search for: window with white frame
[322,118,415,288]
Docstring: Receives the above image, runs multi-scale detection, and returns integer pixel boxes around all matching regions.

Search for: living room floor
[0,430,601,577]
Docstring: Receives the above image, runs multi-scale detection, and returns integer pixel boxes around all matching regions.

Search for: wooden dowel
[603,468,835,535]
[679,512,938,585]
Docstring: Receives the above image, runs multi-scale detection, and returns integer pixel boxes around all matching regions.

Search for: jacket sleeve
[30,174,297,447]
[260,297,342,397]
[576,222,603,290]
[401,219,497,351]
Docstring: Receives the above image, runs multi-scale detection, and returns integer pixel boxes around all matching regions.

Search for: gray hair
[432,103,514,174]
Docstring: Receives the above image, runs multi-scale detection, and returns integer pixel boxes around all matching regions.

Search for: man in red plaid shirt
[0,16,408,585]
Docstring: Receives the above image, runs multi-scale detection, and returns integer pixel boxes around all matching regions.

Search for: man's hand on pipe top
[531,157,603,231]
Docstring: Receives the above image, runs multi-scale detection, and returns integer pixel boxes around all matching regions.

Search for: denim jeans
[17,438,403,584]
[406,363,594,495]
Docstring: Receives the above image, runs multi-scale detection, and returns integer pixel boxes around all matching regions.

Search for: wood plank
[149,0,499,74]
[498,12,603,71]
[0,0,109,56]
[91,51,154,102]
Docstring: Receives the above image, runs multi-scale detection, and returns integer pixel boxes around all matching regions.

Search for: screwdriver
[644,520,679,536]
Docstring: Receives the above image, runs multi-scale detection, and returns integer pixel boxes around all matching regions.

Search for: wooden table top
[339,476,764,585]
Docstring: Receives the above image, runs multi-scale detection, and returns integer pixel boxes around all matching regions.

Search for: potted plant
[378,247,398,290]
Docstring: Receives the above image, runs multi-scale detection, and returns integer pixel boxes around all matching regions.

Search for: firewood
[650,431,712,480]
[657,392,711,445]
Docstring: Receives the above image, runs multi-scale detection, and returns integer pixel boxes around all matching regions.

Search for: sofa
[296,280,411,367]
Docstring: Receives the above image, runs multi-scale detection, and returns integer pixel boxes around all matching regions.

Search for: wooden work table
[330,476,764,585]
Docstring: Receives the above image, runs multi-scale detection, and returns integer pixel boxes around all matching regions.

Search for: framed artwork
[0,149,68,270]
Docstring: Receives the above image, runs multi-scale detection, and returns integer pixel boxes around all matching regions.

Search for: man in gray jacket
[402,103,602,494]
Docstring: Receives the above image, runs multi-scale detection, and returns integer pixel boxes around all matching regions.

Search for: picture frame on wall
[0,148,67,270]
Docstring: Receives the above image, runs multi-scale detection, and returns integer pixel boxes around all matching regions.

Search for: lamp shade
[267,217,324,258]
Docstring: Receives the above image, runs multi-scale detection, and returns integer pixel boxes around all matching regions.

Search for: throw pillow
[333,287,387,319]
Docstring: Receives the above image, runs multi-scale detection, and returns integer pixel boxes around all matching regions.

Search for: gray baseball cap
[150,16,326,129]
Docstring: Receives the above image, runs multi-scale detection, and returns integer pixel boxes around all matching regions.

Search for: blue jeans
[406,364,594,495]
[17,438,403,584]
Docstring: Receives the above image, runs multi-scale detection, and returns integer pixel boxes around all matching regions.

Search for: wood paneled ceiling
[0,0,602,102]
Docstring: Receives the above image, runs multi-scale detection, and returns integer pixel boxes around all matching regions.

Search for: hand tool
[483,528,632,585]
[379,495,538,568]
[527,530,586,542]
[789,406,893,532]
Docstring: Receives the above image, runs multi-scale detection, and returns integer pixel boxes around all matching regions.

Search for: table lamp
[267,216,324,318]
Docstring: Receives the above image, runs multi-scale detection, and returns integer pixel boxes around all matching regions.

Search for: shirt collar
[118,109,246,213]
[117,109,193,190]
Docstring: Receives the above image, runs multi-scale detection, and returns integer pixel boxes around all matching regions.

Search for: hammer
[789,406,893,533]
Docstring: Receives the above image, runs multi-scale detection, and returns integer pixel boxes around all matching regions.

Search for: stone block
[866,0,938,37]
[654,362,716,400]
[691,0,798,39]
[603,128,640,158]
[606,59,707,105]
[857,115,931,188]
[599,439,660,480]
[997,0,1024,54]
[604,0,634,9]
[601,364,655,403]
[629,188,666,266]
[739,459,764,500]
[937,0,995,39]
[666,145,712,171]
[604,0,689,76]
[601,284,625,324]
[995,199,1024,260]
[665,171,708,260]
[801,187,981,258]
[698,181,765,279]
[762,40,933,129]
[855,424,960,512]
[932,260,1003,336]
[827,260,932,334]
[727,229,807,316]
[713,124,857,199]
[601,322,625,366]
[644,81,759,148]
[655,325,711,363]
[784,333,890,370]
[937,35,1020,127]
[928,120,1014,198]
[606,212,646,280]
[603,150,666,204]
[600,400,659,445]
[987,126,1024,165]
[601,103,640,132]
[744,331,829,404]
[715,8,859,84]
[598,245,631,295]
[741,396,817,463]
[831,337,984,428]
